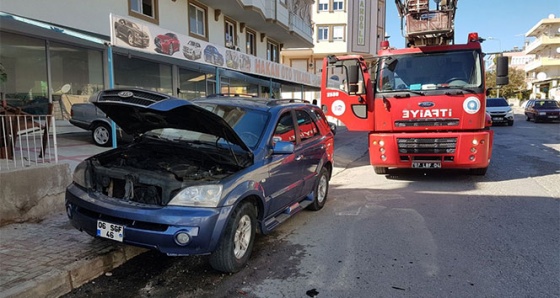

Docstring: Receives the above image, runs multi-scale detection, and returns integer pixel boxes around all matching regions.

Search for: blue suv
[65,89,335,273]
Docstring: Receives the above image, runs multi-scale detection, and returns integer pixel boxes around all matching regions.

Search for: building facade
[281,0,386,101]
[0,0,319,119]
[524,15,560,100]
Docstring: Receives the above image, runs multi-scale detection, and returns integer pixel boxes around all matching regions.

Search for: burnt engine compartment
[87,142,243,206]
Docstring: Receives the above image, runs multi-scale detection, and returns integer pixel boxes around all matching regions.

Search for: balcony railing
[289,12,313,42]
[0,114,58,171]
[525,35,560,54]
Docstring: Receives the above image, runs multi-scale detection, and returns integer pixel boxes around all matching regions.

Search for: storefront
[0,12,321,119]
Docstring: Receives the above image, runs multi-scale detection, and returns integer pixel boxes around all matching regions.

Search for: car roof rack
[206,93,258,98]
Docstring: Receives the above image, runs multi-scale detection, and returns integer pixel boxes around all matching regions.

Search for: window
[246,29,256,55]
[114,54,173,95]
[129,0,159,24]
[318,0,329,11]
[317,26,329,41]
[225,19,236,49]
[333,0,344,11]
[333,25,344,41]
[295,110,319,142]
[189,2,207,39]
[274,112,296,143]
[267,40,279,63]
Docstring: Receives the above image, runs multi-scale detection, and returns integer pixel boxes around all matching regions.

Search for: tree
[486,66,529,100]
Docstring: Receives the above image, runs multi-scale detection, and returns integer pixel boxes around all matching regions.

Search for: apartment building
[281,0,387,100]
[524,15,560,100]
[0,0,319,118]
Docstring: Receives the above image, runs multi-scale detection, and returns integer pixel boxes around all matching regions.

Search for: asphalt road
[63,112,559,298]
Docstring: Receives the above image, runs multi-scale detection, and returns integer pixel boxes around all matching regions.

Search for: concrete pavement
[0,121,368,298]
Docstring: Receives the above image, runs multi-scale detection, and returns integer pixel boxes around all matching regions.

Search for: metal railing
[0,114,58,171]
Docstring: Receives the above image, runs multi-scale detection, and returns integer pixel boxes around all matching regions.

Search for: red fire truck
[320,0,508,175]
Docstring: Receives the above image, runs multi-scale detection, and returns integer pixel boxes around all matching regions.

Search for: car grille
[395,118,460,127]
[98,89,170,107]
[397,138,457,154]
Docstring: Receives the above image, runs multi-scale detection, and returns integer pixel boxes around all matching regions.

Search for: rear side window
[295,110,319,142]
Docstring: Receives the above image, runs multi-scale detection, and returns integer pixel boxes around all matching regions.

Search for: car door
[293,109,325,197]
[264,111,304,214]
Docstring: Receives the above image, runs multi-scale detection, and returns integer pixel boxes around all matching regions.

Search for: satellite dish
[60,84,71,94]
[537,72,547,80]
[557,47,560,54]
[548,14,555,19]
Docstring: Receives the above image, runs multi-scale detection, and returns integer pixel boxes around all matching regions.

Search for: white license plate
[412,162,441,169]
[548,115,558,118]
[97,220,124,242]
[492,117,503,121]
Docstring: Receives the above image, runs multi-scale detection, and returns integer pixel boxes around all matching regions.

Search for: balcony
[525,57,560,72]
[195,0,313,48]
[525,35,560,54]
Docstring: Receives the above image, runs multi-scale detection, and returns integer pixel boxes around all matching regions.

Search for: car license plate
[97,220,124,242]
[548,115,558,118]
[412,162,441,169]
[492,117,503,121]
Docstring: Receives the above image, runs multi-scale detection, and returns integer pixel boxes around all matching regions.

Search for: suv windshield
[377,50,482,92]
[487,98,509,107]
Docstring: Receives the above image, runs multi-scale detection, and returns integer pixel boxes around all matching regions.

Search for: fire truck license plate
[97,220,124,242]
[412,162,441,168]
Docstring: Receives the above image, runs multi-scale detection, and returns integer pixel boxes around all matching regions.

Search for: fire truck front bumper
[368,130,493,169]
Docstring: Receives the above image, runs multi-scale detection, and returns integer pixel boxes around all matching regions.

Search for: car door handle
[296,155,304,161]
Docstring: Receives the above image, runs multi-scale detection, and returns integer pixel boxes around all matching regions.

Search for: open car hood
[91,89,251,152]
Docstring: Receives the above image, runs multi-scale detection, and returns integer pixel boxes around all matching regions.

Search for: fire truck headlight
[380,147,386,153]
[381,154,387,160]
[379,140,385,146]
[472,139,479,145]
[470,147,477,153]
[469,155,475,161]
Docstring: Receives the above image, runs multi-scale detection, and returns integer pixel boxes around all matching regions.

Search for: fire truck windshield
[377,50,482,93]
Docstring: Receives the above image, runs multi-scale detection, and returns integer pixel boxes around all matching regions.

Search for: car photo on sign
[65,88,335,273]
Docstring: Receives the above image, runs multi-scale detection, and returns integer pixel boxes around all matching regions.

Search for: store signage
[110,14,321,87]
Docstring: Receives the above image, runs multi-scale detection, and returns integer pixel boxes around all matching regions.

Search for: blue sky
[384,0,560,53]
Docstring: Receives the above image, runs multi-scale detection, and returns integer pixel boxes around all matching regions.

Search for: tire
[307,168,330,211]
[374,167,388,175]
[525,114,530,121]
[210,202,257,273]
[127,32,135,46]
[92,123,111,147]
[470,167,487,176]
[508,120,514,126]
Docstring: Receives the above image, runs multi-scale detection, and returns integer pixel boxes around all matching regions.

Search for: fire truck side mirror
[496,56,509,86]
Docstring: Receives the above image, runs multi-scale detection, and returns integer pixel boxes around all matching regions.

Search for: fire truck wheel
[374,167,388,175]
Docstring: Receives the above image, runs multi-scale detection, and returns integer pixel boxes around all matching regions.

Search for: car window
[295,110,319,142]
[535,101,560,108]
[487,98,508,107]
[274,112,296,143]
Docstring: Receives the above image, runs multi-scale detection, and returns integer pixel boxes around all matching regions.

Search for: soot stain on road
[63,230,307,298]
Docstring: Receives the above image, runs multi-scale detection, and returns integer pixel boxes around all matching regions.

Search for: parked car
[69,102,130,147]
[486,97,514,126]
[204,45,224,66]
[524,99,560,123]
[65,89,334,273]
[182,40,202,60]
[114,19,149,48]
[154,33,180,55]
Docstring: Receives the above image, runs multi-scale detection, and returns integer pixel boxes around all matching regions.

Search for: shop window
[225,18,237,49]
[246,30,256,56]
[114,54,172,95]
[189,2,208,40]
[317,26,329,42]
[178,69,207,100]
[129,0,159,24]
[0,32,48,115]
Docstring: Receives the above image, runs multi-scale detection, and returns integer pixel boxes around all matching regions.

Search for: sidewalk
[0,122,368,298]
[0,120,147,298]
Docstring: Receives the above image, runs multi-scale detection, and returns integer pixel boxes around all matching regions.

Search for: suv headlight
[169,185,223,207]
[506,108,514,117]
[72,161,90,188]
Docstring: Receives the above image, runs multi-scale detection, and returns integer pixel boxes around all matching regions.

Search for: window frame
[318,0,329,12]
[128,0,159,24]
[333,0,345,11]
[246,28,257,56]
[188,1,209,41]
[332,25,345,41]
[267,39,280,63]
[317,26,329,42]
[224,17,237,49]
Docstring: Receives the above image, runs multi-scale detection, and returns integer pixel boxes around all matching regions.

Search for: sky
[384,0,560,54]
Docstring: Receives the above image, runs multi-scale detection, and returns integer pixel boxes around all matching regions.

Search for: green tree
[486,66,529,100]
